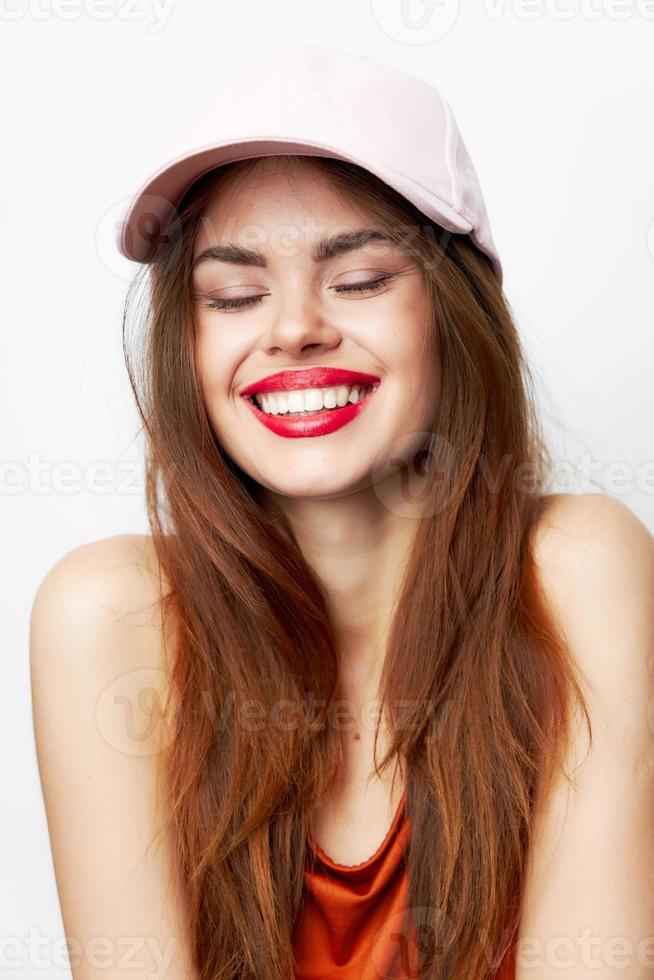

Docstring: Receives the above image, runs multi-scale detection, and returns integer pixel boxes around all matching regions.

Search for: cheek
[386,297,439,416]
[194,323,237,403]
[377,291,433,370]
[193,335,215,405]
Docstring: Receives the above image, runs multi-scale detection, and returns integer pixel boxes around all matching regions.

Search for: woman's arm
[519,493,654,980]
[30,535,197,980]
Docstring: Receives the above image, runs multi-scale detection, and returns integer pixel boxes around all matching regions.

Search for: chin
[250,466,373,501]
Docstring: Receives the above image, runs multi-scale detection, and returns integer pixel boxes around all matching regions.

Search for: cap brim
[118,138,468,246]
[116,137,502,284]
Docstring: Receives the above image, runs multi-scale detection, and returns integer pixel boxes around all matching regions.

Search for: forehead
[202,155,361,213]
[192,157,390,254]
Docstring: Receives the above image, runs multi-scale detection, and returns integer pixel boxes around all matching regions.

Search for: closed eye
[200,273,396,312]
[333,273,395,296]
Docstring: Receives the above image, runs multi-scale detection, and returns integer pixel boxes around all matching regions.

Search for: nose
[263,288,342,358]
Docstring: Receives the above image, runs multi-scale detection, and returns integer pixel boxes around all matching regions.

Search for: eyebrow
[191,228,399,272]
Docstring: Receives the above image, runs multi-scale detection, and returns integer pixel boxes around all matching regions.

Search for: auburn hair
[121,154,592,979]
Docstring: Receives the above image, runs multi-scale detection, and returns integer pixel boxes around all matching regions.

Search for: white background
[2,1,653,975]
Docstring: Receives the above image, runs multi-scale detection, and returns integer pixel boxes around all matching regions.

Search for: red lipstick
[239,367,380,397]
[239,367,381,440]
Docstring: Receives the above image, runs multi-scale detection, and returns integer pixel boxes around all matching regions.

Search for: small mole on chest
[353,732,361,740]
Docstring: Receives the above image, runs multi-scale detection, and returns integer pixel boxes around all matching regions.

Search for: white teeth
[254,383,375,415]
[336,386,350,408]
[304,388,324,411]
[323,388,337,409]
[287,390,304,414]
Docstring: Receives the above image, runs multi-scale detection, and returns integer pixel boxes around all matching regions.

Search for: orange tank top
[292,792,516,980]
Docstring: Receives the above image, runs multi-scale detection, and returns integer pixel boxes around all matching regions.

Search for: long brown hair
[122,154,592,979]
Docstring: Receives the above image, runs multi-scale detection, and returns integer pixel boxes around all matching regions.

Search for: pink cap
[115,43,503,285]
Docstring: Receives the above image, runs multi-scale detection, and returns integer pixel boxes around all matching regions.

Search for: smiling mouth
[245,382,379,417]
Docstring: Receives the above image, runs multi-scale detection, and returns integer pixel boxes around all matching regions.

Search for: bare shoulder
[31,531,170,625]
[529,491,654,679]
[30,533,175,674]
[530,490,654,576]
[516,505,654,963]
[29,534,195,978]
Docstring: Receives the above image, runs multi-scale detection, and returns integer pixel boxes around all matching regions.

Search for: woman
[30,45,654,980]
